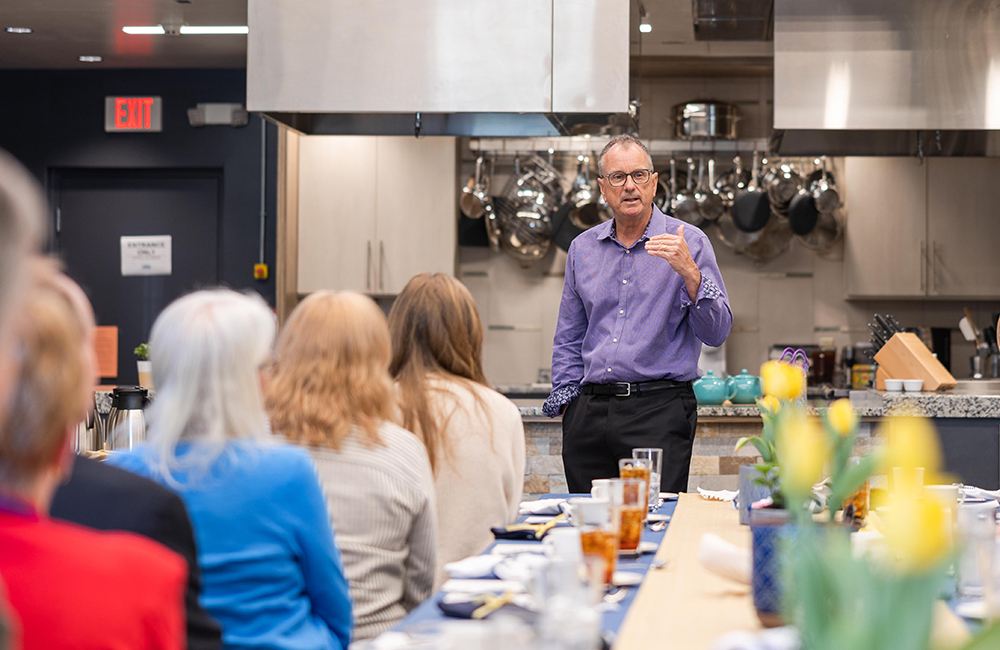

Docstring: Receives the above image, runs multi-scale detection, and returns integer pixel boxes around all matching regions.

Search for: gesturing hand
[645,224,702,300]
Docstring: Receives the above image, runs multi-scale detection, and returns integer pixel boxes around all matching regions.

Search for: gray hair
[597,135,654,177]
[0,150,43,339]
[144,288,276,485]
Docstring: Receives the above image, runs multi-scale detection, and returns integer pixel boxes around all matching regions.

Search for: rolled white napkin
[697,533,751,585]
[518,498,568,516]
[440,579,526,594]
[444,554,505,579]
[698,488,739,502]
[493,553,549,584]
[962,485,1000,501]
[711,626,800,650]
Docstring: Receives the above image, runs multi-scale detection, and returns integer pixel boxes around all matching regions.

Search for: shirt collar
[0,491,39,520]
[598,205,669,244]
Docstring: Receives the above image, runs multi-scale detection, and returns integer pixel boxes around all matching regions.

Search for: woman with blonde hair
[109,289,352,650]
[266,291,436,640]
[388,273,525,586]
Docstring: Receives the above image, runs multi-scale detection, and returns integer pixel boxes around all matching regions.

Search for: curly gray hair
[597,134,654,177]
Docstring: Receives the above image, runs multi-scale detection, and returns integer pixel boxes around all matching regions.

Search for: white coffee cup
[924,484,959,507]
[591,479,613,501]
[567,497,610,527]
[542,527,583,564]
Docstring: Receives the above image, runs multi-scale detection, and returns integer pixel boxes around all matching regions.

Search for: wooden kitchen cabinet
[296,135,456,294]
[926,158,1000,298]
[844,157,927,298]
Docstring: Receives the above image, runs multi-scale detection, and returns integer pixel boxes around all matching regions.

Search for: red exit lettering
[114,97,155,130]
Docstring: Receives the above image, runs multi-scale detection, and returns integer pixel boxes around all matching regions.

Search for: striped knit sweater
[305,423,436,641]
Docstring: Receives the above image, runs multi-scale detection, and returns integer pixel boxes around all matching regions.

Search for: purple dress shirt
[543,206,732,417]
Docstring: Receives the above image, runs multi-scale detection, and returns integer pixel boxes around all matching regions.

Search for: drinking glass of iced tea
[617,477,646,555]
[569,494,620,588]
[619,458,652,514]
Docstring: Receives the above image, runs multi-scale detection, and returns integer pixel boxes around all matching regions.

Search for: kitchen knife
[886,314,904,333]
[874,314,895,339]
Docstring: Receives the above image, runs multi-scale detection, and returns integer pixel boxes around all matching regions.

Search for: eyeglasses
[600,169,653,187]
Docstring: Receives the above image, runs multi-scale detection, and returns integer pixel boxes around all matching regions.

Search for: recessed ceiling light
[122,25,166,35]
[6,27,32,34]
[79,55,102,63]
[179,25,249,35]
[639,23,652,33]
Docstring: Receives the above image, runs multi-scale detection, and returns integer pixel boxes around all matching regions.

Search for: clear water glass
[957,504,998,599]
[633,448,663,510]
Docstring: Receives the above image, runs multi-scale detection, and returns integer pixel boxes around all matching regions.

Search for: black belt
[581,379,692,397]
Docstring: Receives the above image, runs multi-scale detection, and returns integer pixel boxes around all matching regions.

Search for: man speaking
[543,135,732,494]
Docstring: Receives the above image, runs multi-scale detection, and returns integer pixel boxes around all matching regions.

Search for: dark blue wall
[0,68,277,305]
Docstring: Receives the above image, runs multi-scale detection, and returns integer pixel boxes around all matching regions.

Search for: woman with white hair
[109,289,352,650]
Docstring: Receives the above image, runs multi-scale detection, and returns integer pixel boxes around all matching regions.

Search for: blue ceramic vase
[750,507,792,628]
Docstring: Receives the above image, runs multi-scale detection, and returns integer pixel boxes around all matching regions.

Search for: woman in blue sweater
[110,289,352,650]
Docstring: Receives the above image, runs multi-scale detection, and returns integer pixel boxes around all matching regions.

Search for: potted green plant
[134,343,153,390]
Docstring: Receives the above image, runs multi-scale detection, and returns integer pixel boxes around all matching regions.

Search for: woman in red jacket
[0,263,188,650]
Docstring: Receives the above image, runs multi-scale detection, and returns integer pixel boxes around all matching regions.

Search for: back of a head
[266,291,395,449]
[0,151,45,419]
[0,271,89,491]
[388,273,487,385]
[146,289,276,480]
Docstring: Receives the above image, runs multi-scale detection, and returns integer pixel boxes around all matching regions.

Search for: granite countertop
[517,390,1000,420]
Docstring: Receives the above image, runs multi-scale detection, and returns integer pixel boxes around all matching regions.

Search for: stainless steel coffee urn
[106,386,149,451]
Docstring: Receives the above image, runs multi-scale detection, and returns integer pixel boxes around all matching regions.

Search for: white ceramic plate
[647,513,671,523]
[612,571,643,587]
[659,492,680,500]
[955,600,987,620]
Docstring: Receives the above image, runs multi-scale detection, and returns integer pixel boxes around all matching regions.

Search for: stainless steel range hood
[773,0,1000,156]
[247,0,631,137]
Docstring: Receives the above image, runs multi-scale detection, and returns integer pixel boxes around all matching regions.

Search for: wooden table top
[615,493,762,649]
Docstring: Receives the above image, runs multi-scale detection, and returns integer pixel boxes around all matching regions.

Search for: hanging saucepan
[567,156,611,230]
[655,162,686,213]
[460,156,491,219]
[811,157,840,214]
[731,152,770,233]
[672,157,703,226]
[764,161,802,218]
[695,156,726,222]
[715,156,761,252]
[483,155,502,251]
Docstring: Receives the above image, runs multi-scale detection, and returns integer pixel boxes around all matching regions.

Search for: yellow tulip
[883,494,952,572]
[757,394,781,414]
[760,360,806,401]
[827,398,858,436]
[881,416,944,489]
[776,411,828,498]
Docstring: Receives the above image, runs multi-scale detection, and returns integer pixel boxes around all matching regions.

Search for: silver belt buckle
[616,382,632,397]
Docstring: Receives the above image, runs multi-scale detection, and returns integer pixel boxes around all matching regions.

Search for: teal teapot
[693,370,733,405]
[726,369,762,404]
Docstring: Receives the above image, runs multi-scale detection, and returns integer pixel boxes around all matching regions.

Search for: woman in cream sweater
[389,273,525,587]
[265,291,437,641]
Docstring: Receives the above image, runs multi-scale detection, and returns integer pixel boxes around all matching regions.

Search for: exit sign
[104,96,162,132]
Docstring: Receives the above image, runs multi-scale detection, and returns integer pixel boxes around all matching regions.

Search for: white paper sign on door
[121,235,172,276]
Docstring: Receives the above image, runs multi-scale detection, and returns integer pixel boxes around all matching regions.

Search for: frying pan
[731,152,770,233]
[459,156,491,219]
[787,163,820,236]
[672,157,703,226]
[695,156,726,222]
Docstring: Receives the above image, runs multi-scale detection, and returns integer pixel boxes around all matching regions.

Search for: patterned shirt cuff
[543,384,582,418]
[681,276,723,307]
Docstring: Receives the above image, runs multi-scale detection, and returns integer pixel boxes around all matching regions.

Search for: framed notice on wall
[121,235,172,276]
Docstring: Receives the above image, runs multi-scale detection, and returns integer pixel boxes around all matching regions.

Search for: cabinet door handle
[379,241,385,292]
[930,241,937,294]
[919,240,926,293]
[366,241,372,291]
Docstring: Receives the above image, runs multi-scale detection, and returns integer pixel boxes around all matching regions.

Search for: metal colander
[494,156,561,263]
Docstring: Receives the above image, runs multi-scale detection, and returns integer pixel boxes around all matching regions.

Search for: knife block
[873,332,956,391]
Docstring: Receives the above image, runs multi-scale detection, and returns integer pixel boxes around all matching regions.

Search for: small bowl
[902,379,923,393]
[883,379,903,392]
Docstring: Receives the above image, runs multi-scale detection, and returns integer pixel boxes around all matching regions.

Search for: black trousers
[561,384,698,494]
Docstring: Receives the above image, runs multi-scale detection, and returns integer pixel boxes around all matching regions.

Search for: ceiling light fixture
[79,55,102,62]
[179,25,249,35]
[639,23,652,33]
[122,25,166,35]
[5,27,33,34]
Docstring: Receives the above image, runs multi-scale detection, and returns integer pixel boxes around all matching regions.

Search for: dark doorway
[52,168,223,385]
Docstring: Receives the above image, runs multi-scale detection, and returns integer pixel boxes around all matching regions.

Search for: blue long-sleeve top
[110,440,352,650]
